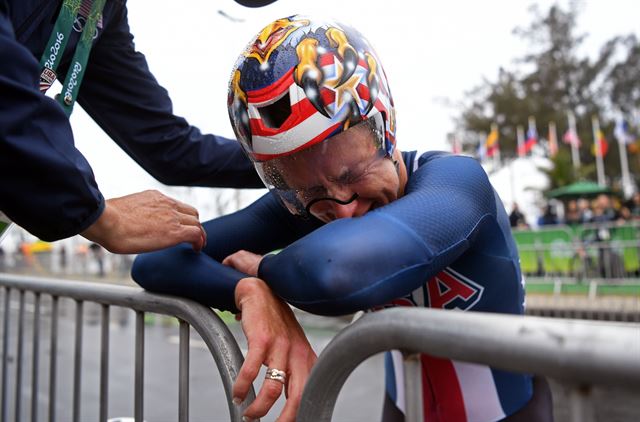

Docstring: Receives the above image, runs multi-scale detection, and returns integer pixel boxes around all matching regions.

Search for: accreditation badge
[0,211,13,244]
[39,67,57,93]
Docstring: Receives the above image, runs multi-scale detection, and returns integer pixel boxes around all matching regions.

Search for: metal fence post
[1,288,11,422]
[30,292,40,422]
[99,304,109,422]
[567,384,595,422]
[15,289,25,422]
[402,353,423,422]
[135,311,145,422]
[179,320,190,422]
[72,300,83,422]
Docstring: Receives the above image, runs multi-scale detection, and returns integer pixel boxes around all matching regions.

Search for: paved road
[1,294,639,421]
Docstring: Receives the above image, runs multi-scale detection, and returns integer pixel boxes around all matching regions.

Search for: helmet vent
[258,92,291,129]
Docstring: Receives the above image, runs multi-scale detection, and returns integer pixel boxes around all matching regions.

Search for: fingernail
[232,397,242,405]
[242,417,255,422]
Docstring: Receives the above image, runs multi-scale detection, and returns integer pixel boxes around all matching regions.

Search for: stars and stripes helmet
[228,15,396,163]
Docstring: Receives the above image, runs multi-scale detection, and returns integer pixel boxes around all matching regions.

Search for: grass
[525,281,640,296]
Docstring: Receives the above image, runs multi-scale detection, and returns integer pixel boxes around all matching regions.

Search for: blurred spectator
[89,243,106,278]
[564,199,581,225]
[509,203,527,228]
[618,205,632,222]
[630,192,640,220]
[591,194,617,223]
[538,204,558,226]
[590,194,622,278]
[577,198,593,223]
[59,245,68,274]
[75,244,89,275]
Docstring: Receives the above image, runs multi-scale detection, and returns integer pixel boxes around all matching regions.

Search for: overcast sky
[69,0,638,219]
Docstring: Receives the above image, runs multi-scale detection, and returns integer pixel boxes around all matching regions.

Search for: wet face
[270,123,405,223]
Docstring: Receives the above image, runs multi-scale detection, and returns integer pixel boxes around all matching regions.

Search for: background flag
[518,116,537,155]
[516,125,525,158]
[591,130,609,156]
[485,124,499,157]
[562,128,581,147]
[591,115,606,186]
[476,141,486,162]
[614,119,634,144]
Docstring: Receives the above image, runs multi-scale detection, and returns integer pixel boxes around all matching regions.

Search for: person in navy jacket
[0,0,275,253]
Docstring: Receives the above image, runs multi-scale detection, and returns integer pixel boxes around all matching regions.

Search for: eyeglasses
[304,193,360,217]
[256,114,388,218]
[282,146,386,219]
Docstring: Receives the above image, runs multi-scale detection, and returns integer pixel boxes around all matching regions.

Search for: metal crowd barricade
[297,307,640,422]
[0,273,255,422]
[513,221,640,282]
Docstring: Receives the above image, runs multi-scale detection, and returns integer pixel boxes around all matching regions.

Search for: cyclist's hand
[223,250,262,277]
[233,277,316,421]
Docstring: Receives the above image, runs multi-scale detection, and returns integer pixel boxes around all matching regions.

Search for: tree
[606,35,640,115]
[457,3,639,190]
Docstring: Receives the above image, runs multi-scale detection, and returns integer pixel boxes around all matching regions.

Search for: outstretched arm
[78,3,262,188]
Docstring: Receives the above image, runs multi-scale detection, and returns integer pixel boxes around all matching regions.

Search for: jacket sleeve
[0,11,105,241]
[258,155,498,316]
[76,3,262,189]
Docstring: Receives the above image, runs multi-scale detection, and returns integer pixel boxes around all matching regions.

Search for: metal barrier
[513,221,640,281]
[525,294,639,321]
[0,273,255,422]
[297,307,640,422]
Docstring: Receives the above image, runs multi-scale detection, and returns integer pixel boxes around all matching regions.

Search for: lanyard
[38,0,106,116]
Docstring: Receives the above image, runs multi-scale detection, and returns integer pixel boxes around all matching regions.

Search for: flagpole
[568,111,581,171]
[616,119,633,197]
[517,125,524,158]
[592,115,606,186]
[478,131,487,163]
[548,121,558,157]
[619,135,632,197]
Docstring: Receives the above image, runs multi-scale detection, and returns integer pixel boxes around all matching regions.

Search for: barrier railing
[0,273,255,422]
[513,221,640,281]
[297,307,640,422]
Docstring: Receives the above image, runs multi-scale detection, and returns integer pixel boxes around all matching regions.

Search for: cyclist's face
[272,124,404,223]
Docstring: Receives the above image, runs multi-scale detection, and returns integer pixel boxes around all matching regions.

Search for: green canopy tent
[546,181,612,199]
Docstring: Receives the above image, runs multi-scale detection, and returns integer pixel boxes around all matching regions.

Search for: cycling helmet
[228,15,396,215]
[228,15,395,159]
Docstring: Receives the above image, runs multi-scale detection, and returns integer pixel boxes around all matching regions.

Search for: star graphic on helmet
[324,59,367,118]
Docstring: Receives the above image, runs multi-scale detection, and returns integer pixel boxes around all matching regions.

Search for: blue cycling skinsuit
[132,151,534,421]
[0,0,260,241]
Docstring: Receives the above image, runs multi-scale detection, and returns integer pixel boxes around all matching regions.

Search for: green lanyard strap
[39,0,82,74]
[38,0,106,117]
